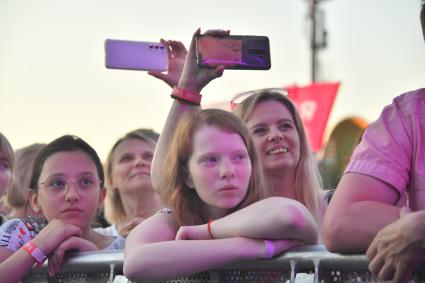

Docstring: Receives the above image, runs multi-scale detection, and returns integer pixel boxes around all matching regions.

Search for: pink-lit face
[246,100,300,174]
[187,126,251,218]
[0,149,12,197]
[111,138,154,194]
[34,150,103,229]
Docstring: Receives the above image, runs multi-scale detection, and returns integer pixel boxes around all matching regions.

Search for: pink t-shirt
[345,88,425,210]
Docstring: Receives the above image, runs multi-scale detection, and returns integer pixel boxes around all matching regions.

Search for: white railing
[22,245,425,283]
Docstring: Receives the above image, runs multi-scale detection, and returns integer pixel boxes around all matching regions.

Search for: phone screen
[196,35,271,70]
[197,36,243,68]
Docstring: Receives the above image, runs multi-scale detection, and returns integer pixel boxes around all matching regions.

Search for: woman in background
[7,143,45,219]
[96,129,163,237]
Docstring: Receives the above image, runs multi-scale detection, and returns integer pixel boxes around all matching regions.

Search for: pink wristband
[263,240,275,259]
[22,241,47,265]
[171,86,202,105]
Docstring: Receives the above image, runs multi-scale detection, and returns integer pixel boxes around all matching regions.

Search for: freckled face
[187,126,252,218]
[246,100,300,174]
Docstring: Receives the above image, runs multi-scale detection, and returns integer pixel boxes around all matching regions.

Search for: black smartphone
[105,39,168,71]
[195,35,271,70]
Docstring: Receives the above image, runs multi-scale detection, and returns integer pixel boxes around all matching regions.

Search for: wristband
[207,218,215,239]
[171,86,202,105]
[22,241,47,265]
[263,240,275,259]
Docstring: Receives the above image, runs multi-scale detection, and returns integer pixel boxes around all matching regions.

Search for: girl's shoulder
[0,217,42,251]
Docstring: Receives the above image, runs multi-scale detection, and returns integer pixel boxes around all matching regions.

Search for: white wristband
[263,240,275,259]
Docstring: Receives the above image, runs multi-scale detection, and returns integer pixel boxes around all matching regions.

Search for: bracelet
[263,240,275,259]
[22,241,47,265]
[207,218,215,239]
[171,86,202,105]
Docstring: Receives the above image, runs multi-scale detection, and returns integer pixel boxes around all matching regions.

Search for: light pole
[307,0,328,82]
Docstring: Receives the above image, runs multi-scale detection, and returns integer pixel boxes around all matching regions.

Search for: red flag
[285,82,340,152]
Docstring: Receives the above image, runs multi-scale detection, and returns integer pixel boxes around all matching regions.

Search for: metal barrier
[22,245,425,283]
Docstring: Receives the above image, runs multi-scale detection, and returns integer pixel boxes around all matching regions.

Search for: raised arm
[151,29,225,191]
[150,100,199,191]
[124,212,299,282]
[323,172,400,253]
[176,197,318,244]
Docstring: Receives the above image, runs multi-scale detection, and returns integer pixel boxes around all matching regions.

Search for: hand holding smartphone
[105,39,168,71]
[195,34,271,70]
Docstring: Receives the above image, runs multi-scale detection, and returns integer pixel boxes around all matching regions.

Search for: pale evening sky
[1,0,424,160]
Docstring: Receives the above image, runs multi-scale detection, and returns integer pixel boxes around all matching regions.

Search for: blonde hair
[233,90,323,222]
[0,133,15,172]
[104,129,159,225]
[159,109,270,226]
[8,143,45,209]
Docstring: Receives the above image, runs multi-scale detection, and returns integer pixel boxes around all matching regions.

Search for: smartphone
[105,39,168,71]
[195,35,271,70]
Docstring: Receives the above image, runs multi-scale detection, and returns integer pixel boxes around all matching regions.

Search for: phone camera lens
[149,44,154,49]
[160,45,164,49]
[154,45,159,49]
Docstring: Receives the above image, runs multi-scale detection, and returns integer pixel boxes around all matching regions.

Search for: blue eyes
[234,154,247,161]
[203,156,218,164]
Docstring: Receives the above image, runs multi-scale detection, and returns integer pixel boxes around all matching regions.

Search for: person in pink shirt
[324,3,425,282]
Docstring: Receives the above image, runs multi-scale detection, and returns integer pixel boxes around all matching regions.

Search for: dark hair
[29,135,104,192]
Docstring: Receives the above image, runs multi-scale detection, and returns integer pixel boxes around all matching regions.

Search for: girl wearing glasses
[124,109,317,282]
[0,135,124,283]
[149,29,325,241]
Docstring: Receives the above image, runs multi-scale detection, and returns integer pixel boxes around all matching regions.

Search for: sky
[1,0,424,161]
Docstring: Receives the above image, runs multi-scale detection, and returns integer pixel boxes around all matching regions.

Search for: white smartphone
[105,39,168,71]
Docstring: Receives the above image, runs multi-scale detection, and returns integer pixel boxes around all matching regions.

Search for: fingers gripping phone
[105,39,168,71]
[195,35,271,70]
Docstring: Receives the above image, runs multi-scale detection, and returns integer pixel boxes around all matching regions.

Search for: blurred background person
[0,133,14,224]
[96,129,163,237]
[7,143,45,219]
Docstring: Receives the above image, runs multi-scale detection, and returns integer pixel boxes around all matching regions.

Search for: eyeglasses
[230,87,288,107]
[38,176,102,194]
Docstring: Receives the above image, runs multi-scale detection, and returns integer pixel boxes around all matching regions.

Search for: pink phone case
[105,39,168,71]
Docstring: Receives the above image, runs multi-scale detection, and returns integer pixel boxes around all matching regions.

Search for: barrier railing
[22,245,425,283]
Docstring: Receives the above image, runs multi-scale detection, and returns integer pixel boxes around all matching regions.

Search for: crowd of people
[0,2,423,283]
